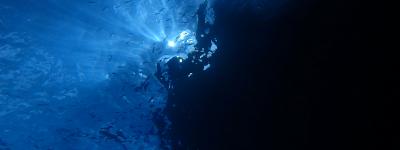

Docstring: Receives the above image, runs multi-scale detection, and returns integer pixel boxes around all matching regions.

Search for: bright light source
[167,40,176,47]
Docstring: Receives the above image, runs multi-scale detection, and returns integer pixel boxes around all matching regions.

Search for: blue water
[0,0,214,149]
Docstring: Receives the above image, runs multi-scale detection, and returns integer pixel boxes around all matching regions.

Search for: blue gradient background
[0,0,207,149]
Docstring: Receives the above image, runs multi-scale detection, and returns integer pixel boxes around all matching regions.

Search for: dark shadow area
[164,0,394,149]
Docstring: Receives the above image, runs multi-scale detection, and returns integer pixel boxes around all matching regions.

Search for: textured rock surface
[0,0,209,149]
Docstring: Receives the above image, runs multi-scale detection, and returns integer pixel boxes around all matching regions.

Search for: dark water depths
[1,0,394,150]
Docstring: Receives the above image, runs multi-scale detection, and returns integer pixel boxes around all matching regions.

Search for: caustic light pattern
[0,0,215,149]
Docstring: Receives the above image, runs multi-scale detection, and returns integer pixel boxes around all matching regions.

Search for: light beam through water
[0,0,215,149]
